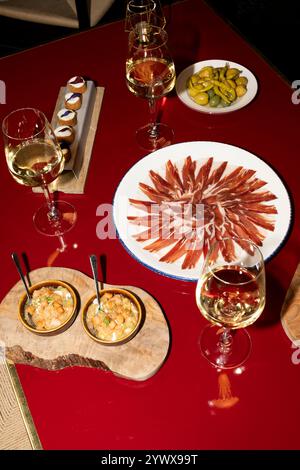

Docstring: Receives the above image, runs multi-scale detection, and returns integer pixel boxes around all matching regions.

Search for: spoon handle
[89,254,101,306]
[11,252,31,300]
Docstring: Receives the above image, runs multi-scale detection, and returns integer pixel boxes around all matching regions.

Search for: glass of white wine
[126,24,176,151]
[2,107,77,236]
[195,237,266,369]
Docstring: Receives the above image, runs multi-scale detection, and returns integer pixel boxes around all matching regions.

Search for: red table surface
[0,0,299,450]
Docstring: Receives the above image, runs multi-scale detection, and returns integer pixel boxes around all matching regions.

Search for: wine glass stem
[148,97,159,139]
[219,328,233,355]
[41,184,59,221]
[57,235,67,252]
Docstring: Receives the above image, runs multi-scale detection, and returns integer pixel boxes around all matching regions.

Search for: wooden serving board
[281,263,300,344]
[33,85,104,194]
[0,267,170,381]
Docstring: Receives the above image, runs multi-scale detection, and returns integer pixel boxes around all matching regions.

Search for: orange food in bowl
[82,288,142,345]
[19,280,78,335]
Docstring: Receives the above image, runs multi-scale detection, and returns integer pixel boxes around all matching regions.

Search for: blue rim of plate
[112,142,293,282]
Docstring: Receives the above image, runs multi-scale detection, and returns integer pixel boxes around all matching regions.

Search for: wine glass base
[199,324,251,369]
[136,123,174,152]
[33,201,77,236]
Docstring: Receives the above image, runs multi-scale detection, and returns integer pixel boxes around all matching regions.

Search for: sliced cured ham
[128,156,277,269]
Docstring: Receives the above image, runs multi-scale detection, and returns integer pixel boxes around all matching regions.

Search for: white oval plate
[176,59,258,114]
[113,142,292,281]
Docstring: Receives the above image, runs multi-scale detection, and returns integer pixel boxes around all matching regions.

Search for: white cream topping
[68,76,85,88]
[55,125,73,138]
[57,108,76,121]
[65,92,81,105]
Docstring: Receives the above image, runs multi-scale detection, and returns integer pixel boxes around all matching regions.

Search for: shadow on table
[169,25,201,75]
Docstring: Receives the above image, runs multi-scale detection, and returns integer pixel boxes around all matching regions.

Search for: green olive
[193,92,209,106]
[188,86,200,98]
[236,85,247,97]
[198,66,213,79]
[207,88,215,99]
[220,99,231,107]
[235,76,248,86]
[209,94,221,107]
[226,68,241,80]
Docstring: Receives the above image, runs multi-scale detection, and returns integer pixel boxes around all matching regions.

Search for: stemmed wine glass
[126,24,176,151]
[2,107,77,236]
[195,237,266,369]
[125,0,166,32]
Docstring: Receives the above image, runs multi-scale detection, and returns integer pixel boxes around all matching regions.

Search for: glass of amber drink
[196,237,266,369]
[126,25,175,151]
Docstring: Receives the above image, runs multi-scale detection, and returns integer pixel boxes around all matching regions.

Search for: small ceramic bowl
[82,288,142,346]
[18,279,78,336]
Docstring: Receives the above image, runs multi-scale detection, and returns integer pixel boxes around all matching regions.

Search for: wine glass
[2,107,77,236]
[126,24,176,151]
[195,237,266,369]
[125,0,166,32]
